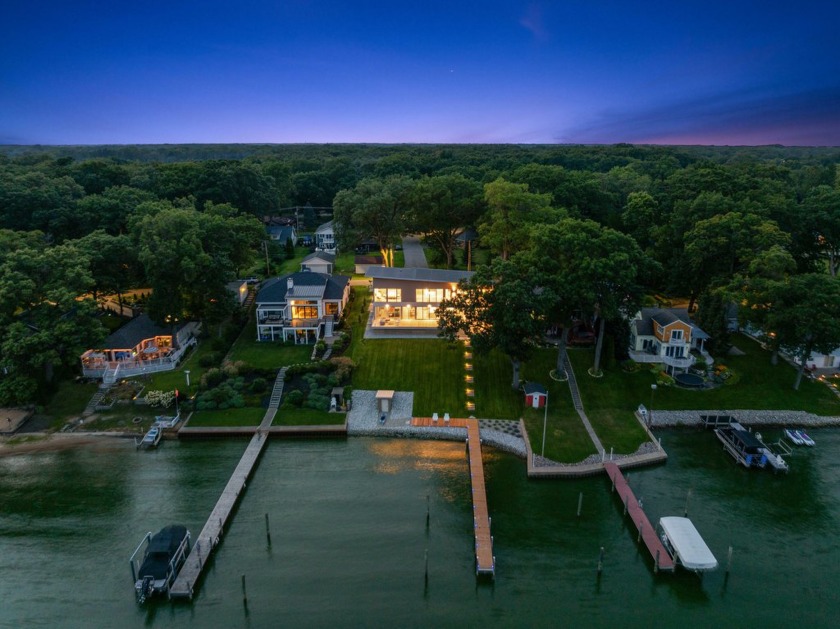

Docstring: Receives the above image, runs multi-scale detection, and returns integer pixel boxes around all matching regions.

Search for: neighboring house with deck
[80,314,199,384]
[256,271,350,343]
[628,308,710,372]
[365,267,473,329]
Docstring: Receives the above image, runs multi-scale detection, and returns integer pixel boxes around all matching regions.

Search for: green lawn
[520,349,598,463]
[186,407,266,427]
[274,408,345,425]
[134,341,216,393]
[43,380,100,426]
[351,338,466,416]
[228,318,313,369]
[472,349,521,419]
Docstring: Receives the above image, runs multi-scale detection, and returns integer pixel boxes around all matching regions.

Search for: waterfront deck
[603,461,675,572]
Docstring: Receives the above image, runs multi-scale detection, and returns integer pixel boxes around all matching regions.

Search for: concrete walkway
[401,235,428,268]
[562,354,606,454]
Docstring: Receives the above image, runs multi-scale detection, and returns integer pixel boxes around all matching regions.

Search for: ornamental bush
[145,390,175,408]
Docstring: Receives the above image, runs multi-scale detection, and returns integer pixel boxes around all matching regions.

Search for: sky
[2,1,840,146]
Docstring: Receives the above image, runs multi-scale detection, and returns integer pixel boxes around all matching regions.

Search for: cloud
[560,84,840,145]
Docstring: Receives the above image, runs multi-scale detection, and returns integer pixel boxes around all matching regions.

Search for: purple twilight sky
[2,1,839,145]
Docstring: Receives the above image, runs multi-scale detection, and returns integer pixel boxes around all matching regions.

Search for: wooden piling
[265,513,272,546]
[597,546,604,574]
[577,492,583,517]
[241,574,247,605]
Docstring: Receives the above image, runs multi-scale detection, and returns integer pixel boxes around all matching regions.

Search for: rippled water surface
[1,429,839,628]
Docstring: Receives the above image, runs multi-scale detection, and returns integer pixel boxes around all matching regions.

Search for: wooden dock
[411,417,494,577]
[466,420,495,577]
[603,462,675,572]
[169,430,269,599]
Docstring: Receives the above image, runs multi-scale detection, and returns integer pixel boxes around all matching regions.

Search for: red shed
[524,382,547,409]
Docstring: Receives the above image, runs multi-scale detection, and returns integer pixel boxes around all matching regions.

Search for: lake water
[1,429,839,628]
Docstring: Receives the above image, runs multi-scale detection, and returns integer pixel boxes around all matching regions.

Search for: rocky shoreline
[648,410,840,427]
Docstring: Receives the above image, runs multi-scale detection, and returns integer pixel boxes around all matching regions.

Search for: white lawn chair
[443,413,450,425]
[432,412,438,424]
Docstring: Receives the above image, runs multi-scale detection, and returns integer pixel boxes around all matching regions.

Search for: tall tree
[408,174,483,268]
[765,274,840,389]
[0,242,103,404]
[803,185,840,277]
[333,176,411,267]
[478,178,557,261]
[437,259,553,387]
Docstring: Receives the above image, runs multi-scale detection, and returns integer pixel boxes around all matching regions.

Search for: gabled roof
[315,220,334,234]
[267,225,296,241]
[256,271,349,303]
[302,251,336,264]
[100,314,184,350]
[634,308,707,339]
[523,382,547,395]
[366,267,474,284]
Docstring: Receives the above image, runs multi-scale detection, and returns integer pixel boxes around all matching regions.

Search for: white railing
[83,338,196,380]
[663,354,695,369]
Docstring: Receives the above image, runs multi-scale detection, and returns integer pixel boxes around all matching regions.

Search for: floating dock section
[604,461,675,572]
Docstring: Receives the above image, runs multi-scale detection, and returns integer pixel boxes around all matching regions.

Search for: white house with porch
[256,271,350,343]
[300,251,335,275]
[80,314,200,384]
[628,308,710,372]
[314,220,337,252]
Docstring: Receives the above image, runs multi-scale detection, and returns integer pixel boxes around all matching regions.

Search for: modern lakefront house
[365,267,474,330]
[256,271,350,343]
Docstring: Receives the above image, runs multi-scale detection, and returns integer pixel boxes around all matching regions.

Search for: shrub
[199,352,223,368]
[330,356,356,383]
[285,390,304,407]
[145,389,175,408]
[249,377,267,394]
[201,368,225,389]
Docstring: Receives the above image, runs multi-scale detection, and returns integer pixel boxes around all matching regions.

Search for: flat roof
[659,517,718,571]
[366,267,474,284]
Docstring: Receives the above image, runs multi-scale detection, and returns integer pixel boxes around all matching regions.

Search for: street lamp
[185,370,191,389]
[541,392,549,458]
[649,384,657,427]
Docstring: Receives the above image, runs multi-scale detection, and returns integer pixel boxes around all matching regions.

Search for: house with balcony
[80,314,200,384]
[314,220,336,252]
[365,267,473,335]
[256,271,350,343]
[628,308,710,372]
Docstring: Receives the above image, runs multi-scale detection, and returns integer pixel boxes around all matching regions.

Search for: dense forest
[1,143,839,404]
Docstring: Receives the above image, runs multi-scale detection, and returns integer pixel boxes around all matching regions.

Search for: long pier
[169,369,287,600]
[410,417,495,577]
[169,430,269,599]
[466,420,495,577]
[603,462,674,572]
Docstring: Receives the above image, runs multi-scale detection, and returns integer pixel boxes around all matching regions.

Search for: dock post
[684,488,692,517]
[242,574,248,605]
[424,548,429,585]
[426,494,430,529]
[637,521,642,543]
[577,492,583,517]
[726,546,733,573]
[623,495,627,516]
[265,513,272,547]
[655,549,659,574]
[597,546,604,574]
[609,447,613,461]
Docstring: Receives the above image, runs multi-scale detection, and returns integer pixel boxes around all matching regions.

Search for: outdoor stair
[561,354,605,453]
[83,384,112,416]
[268,367,287,409]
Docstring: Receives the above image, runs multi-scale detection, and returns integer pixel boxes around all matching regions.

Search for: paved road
[401,235,428,268]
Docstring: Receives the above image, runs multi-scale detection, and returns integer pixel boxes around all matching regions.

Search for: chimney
[287,277,294,294]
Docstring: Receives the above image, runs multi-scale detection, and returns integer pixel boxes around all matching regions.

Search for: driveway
[401,235,428,268]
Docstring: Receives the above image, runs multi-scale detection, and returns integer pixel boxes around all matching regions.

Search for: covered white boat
[658,516,718,572]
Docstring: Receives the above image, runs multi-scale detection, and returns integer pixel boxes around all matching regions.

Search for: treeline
[1,143,839,403]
